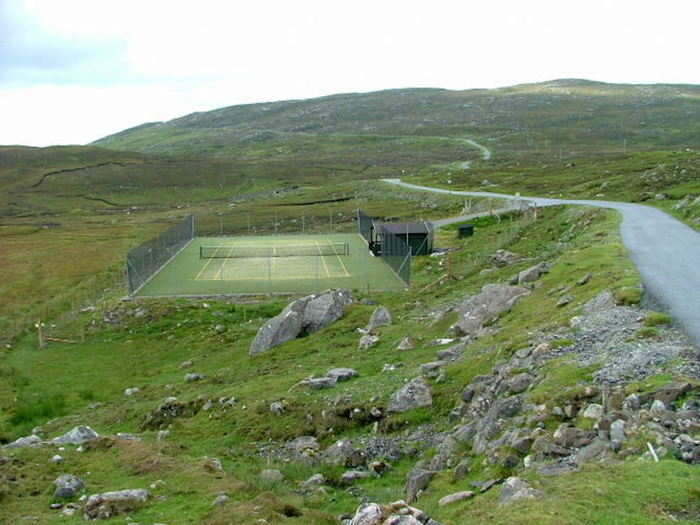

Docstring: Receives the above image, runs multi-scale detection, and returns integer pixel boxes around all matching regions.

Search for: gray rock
[518,262,549,284]
[452,284,530,336]
[349,503,383,525]
[490,250,522,267]
[582,403,604,420]
[270,401,285,414]
[557,295,573,307]
[260,469,284,482]
[212,493,229,506]
[575,438,613,465]
[396,337,415,350]
[341,469,371,484]
[453,458,471,480]
[327,368,359,382]
[499,477,542,505]
[286,436,320,461]
[610,419,626,444]
[650,399,667,415]
[367,306,392,331]
[420,361,447,378]
[506,373,534,394]
[438,490,475,506]
[185,373,204,382]
[5,434,42,448]
[51,454,64,463]
[388,377,433,413]
[304,376,337,389]
[622,393,641,412]
[124,387,140,396]
[405,468,437,502]
[84,489,150,520]
[180,359,194,368]
[54,474,85,499]
[250,290,353,355]
[302,473,326,487]
[359,334,380,350]
[52,426,99,445]
[213,324,226,334]
[322,439,365,467]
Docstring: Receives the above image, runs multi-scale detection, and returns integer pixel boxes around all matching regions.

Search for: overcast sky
[1,0,698,147]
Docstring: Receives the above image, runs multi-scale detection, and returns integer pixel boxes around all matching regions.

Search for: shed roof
[377,221,431,235]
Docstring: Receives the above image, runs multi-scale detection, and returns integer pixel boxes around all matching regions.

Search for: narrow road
[384,178,700,347]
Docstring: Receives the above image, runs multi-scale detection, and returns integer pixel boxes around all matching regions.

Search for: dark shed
[376,221,434,256]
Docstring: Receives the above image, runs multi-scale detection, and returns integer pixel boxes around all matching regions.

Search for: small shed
[458,224,475,238]
[376,221,434,256]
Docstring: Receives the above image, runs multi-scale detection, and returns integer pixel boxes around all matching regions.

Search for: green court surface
[135,233,406,296]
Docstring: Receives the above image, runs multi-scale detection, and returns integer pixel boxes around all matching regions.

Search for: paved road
[384,178,700,347]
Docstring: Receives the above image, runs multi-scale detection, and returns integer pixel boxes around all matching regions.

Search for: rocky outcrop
[388,377,433,413]
[250,289,353,355]
[452,284,530,336]
[84,489,150,520]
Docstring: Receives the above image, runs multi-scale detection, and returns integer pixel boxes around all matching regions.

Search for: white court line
[195,245,223,280]
[316,241,331,278]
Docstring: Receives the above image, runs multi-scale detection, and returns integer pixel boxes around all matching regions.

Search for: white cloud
[1,0,698,146]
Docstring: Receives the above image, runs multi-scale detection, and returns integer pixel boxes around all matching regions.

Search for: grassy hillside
[93,80,700,158]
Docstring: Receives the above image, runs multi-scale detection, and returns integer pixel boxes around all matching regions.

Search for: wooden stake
[37,320,47,349]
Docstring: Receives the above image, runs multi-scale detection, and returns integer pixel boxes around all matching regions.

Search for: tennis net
[200,242,349,259]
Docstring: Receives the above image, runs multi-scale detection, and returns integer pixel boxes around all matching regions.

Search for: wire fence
[357,209,373,243]
[377,224,412,285]
[126,215,195,294]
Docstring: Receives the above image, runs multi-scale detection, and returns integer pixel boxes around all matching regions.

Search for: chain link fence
[126,215,195,294]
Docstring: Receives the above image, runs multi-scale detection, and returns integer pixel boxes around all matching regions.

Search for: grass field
[135,233,406,296]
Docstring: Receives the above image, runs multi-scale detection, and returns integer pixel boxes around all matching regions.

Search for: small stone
[358,334,380,350]
[156,430,170,441]
[302,473,326,487]
[212,493,229,506]
[180,360,194,368]
[341,469,371,484]
[499,477,542,505]
[396,337,415,350]
[213,324,226,334]
[124,387,140,396]
[270,401,285,414]
[577,273,592,286]
[50,455,64,463]
[556,295,573,307]
[203,457,223,472]
[326,368,359,382]
[260,469,284,482]
[438,491,475,506]
[650,399,667,415]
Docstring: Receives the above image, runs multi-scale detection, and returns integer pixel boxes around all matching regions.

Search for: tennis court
[135,233,406,296]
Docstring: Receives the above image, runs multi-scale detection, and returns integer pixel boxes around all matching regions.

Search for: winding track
[384,178,700,347]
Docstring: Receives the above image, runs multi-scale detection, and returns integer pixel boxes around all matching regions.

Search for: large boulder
[452,284,530,336]
[250,290,352,355]
[84,489,150,520]
[388,377,433,413]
